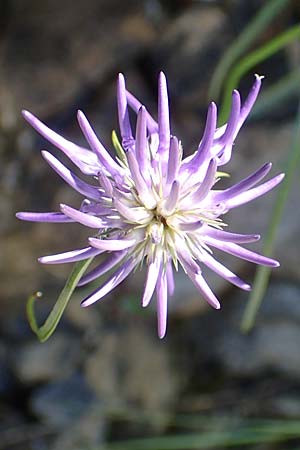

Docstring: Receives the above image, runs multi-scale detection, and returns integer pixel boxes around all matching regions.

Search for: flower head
[17,72,284,338]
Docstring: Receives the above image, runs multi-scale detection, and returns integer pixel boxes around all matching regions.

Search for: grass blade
[241,97,300,333]
[208,0,290,101]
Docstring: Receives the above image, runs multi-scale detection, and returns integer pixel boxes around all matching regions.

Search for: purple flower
[17,72,284,338]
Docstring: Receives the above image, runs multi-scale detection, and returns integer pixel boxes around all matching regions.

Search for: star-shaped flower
[17,72,283,338]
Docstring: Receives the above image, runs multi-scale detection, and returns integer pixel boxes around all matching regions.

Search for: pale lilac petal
[114,197,152,224]
[89,237,137,251]
[126,90,158,134]
[190,158,217,203]
[177,220,203,232]
[214,90,241,149]
[238,74,264,130]
[182,102,217,173]
[42,151,101,201]
[126,149,156,209]
[166,136,180,188]
[60,204,108,228]
[166,261,175,296]
[22,110,101,175]
[201,251,251,291]
[157,72,170,155]
[16,212,73,223]
[212,162,273,202]
[156,270,168,339]
[201,227,260,243]
[77,110,122,176]
[39,246,103,264]
[135,106,149,176]
[81,257,136,307]
[204,236,280,267]
[163,180,179,214]
[142,257,161,307]
[224,173,284,209]
[186,268,221,309]
[117,74,134,149]
[78,250,126,286]
[80,200,113,216]
[98,171,113,197]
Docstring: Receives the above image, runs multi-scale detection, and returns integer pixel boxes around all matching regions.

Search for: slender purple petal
[98,171,113,197]
[22,110,101,175]
[224,173,284,209]
[190,158,217,203]
[166,261,175,296]
[89,237,137,251]
[77,110,122,176]
[117,74,134,149]
[186,267,221,309]
[16,212,73,223]
[60,204,108,228]
[78,250,126,286]
[201,251,251,291]
[214,90,241,148]
[126,149,156,209]
[39,246,103,264]
[212,162,272,202]
[157,72,170,155]
[42,151,101,201]
[135,106,148,176]
[178,221,203,232]
[238,74,264,129]
[201,227,260,243]
[163,180,179,214]
[126,91,158,134]
[114,197,152,224]
[156,269,168,339]
[204,236,280,267]
[81,257,137,307]
[183,102,217,172]
[166,136,180,188]
[142,257,161,307]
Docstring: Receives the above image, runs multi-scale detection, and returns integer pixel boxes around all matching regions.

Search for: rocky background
[1,0,300,449]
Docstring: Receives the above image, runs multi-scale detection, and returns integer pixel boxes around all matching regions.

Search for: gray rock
[215,281,300,379]
[85,324,179,414]
[49,406,105,450]
[151,5,231,114]
[31,375,96,427]
[0,0,156,127]
[13,333,81,384]
[271,394,300,418]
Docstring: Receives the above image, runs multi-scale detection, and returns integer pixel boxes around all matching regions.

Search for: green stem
[219,24,300,124]
[241,98,300,333]
[208,0,290,101]
[27,257,93,342]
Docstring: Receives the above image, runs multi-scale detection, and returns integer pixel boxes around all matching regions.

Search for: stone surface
[13,333,81,383]
[30,375,96,427]
[50,406,105,450]
[151,5,231,115]
[0,0,156,127]
[215,281,300,378]
[85,323,179,413]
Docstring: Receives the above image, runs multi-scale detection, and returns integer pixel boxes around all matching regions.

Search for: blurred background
[1,0,300,449]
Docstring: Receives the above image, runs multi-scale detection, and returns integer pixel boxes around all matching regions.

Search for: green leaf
[219,24,300,124]
[26,257,94,342]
